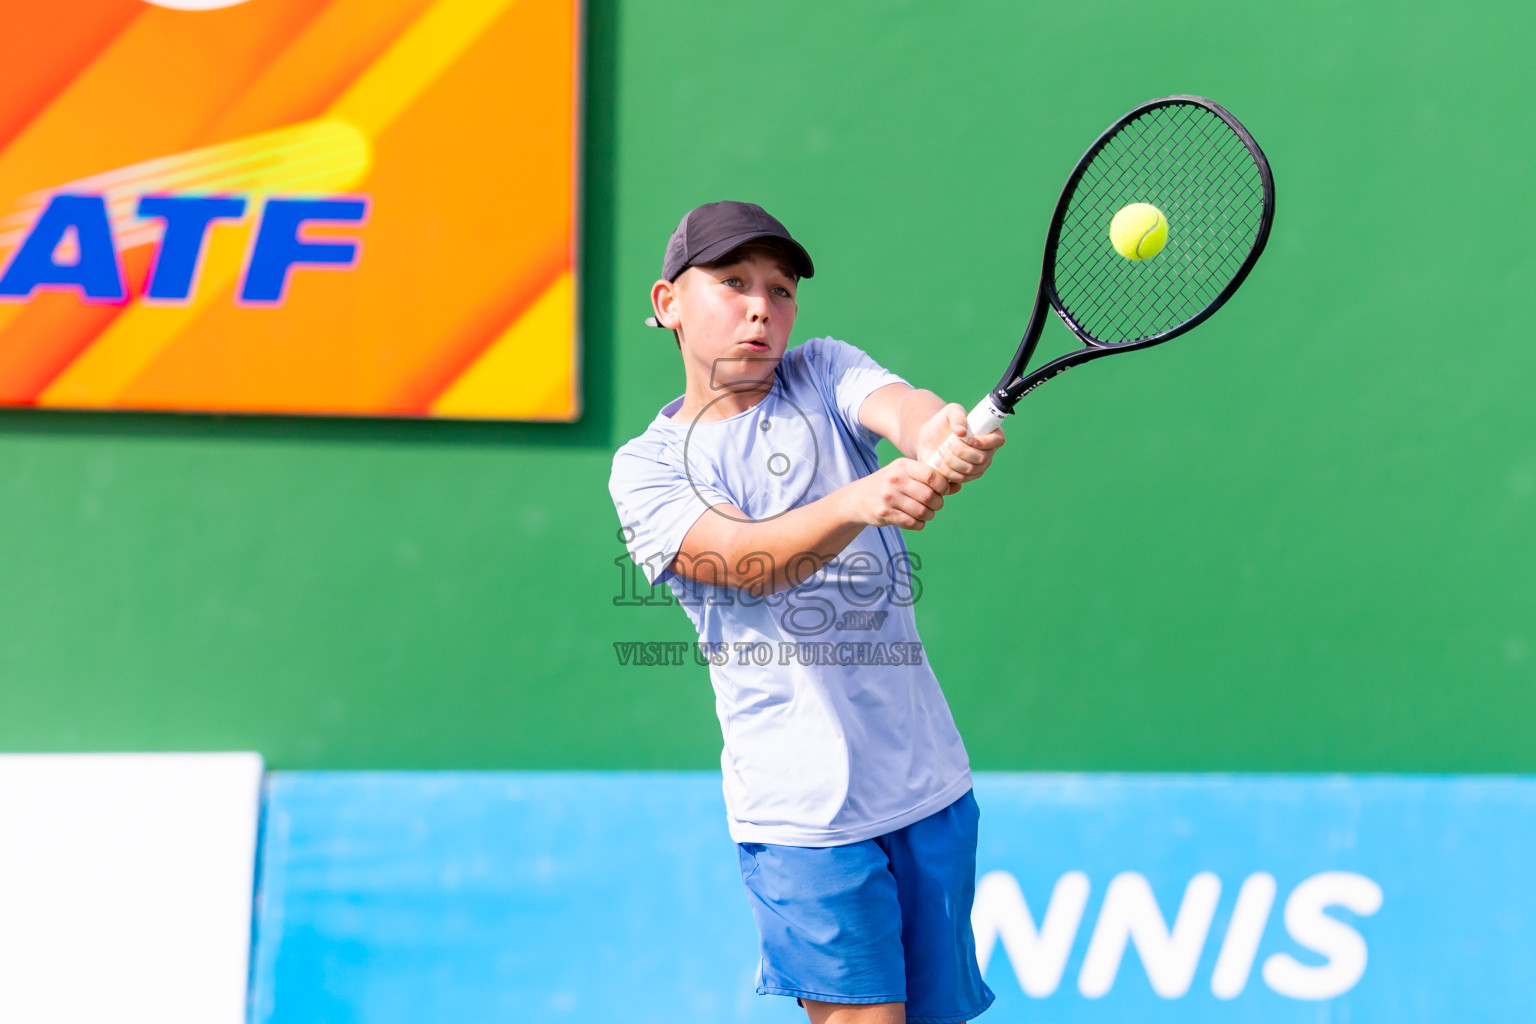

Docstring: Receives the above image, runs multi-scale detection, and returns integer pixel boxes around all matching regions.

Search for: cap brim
[687,230,815,280]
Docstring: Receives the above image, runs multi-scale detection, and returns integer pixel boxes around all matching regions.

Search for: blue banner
[250,773,1536,1022]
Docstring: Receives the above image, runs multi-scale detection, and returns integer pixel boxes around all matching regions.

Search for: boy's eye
[773,286,793,298]
[722,276,743,287]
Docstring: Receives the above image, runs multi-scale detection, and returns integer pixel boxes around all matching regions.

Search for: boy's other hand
[845,459,951,531]
[918,403,1006,485]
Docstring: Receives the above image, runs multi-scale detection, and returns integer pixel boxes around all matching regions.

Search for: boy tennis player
[609,201,1005,1023]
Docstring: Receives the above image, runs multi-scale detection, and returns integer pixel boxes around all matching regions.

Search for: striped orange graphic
[0,0,580,420]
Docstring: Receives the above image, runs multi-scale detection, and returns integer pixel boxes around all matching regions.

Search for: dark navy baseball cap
[646,201,814,328]
[660,200,814,283]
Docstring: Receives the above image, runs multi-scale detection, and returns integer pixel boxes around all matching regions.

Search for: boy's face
[653,249,798,388]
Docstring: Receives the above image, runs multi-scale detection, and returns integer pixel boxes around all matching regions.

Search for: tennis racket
[929,95,1274,467]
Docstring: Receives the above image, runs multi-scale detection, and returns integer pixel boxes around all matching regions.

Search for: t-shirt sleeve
[801,337,909,448]
[609,439,735,585]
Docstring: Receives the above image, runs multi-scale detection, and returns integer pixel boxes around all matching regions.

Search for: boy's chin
[708,354,781,392]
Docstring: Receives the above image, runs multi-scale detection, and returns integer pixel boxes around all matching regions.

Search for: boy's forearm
[890,387,947,459]
[703,485,868,594]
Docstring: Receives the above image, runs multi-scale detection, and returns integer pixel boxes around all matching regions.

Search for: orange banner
[0,0,580,420]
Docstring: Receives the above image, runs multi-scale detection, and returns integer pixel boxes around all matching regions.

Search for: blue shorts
[736,790,994,1022]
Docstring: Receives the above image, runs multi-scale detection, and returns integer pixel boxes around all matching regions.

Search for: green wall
[1,0,1532,771]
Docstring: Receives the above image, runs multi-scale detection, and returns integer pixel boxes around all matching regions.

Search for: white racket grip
[925,395,1008,469]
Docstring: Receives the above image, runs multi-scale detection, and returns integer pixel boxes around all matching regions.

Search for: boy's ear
[650,278,682,330]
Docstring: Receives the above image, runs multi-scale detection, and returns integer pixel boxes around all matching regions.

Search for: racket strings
[1059,112,1259,338]
[1064,115,1256,323]
[1068,110,1260,310]
[1051,103,1267,345]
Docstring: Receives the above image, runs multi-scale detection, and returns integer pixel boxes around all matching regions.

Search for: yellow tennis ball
[1109,203,1169,260]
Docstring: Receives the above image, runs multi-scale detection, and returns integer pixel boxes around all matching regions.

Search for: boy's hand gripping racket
[930,95,1275,467]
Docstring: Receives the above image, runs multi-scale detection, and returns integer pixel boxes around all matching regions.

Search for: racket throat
[1002,344,1112,407]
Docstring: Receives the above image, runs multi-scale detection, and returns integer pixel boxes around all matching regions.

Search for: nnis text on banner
[974,869,1382,1002]
[0,194,367,306]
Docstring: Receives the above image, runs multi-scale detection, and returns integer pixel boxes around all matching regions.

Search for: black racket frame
[989,95,1275,413]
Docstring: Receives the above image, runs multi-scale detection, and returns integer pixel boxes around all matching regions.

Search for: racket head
[1044,95,1274,351]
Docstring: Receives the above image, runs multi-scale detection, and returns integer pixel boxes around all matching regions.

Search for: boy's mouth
[739,339,770,352]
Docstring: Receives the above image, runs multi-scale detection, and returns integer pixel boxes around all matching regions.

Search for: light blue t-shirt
[609,337,972,846]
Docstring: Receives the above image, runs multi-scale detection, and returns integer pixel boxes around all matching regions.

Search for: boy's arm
[671,459,951,595]
[859,382,1006,483]
[665,383,1006,595]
